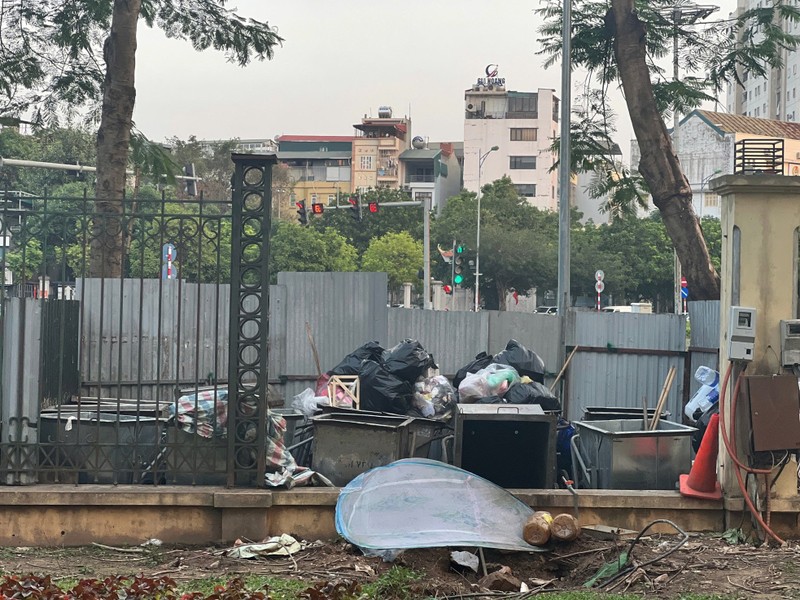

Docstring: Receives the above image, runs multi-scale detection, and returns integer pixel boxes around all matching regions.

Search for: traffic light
[368,201,379,214]
[348,195,362,222]
[311,203,324,215]
[296,200,308,225]
[454,244,466,285]
[442,284,453,295]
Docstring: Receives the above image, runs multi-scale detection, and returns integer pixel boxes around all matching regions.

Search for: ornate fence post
[228,153,277,487]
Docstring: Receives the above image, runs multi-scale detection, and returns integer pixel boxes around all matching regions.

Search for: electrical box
[728,306,757,362]
[742,375,800,452]
[780,320,800,366]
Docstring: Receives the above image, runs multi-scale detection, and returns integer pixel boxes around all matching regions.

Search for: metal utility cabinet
[454,404,557,489]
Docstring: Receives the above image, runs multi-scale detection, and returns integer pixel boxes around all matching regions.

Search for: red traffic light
[442,284,453,295]
[311,203,324,215]
[368,201,379,213]
[348,196,358,207]
[295,201,304,210]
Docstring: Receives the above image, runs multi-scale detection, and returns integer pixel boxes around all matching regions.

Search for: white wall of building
[463,88,559,211]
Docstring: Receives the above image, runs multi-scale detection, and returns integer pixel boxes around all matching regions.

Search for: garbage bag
[458,364,520,403]
[413,375,456,419]
[475,395,505,404]
[493,340,545,383]
[382,339,436,383]
[291,388,330,417]
[504,382,561,411]
[453,352,494,389]
[692,404,719,453]
[328,341,385,376]
[358,359,412,414]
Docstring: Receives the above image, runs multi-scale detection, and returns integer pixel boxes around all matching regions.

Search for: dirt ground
[2,533,800,598]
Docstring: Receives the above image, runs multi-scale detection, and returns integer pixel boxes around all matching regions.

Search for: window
[328,194,335,204]
[704,193,719,208]
[510,156,537,169]
[311,193,318,203]
[415,191,432,205]
[359,155,373,170]
[510,128,538,141]
[515,184,536,197]
[507,94,538,118]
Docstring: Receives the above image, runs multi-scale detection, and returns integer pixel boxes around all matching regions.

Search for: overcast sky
[133,0,737,161]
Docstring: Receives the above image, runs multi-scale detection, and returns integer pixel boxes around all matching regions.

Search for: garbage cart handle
[496,406,520,414]
[570,433,592,489]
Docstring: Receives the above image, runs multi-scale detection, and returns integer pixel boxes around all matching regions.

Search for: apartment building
[275,135,353,205]
[351,107,411,192]
[462,70,560,210]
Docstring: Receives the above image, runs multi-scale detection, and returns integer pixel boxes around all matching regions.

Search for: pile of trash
[292,338,560,420]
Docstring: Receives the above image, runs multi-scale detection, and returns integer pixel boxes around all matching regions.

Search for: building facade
[725,0,800,122]
[631,109,800,219]
[462,73,560,210]
[399,141,462,215]
[351,107,411,192]
[275,135,354,205]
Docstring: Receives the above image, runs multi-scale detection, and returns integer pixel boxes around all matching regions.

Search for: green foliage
[536,0,800,215]
[269,223,358,284]
[433,177,558,309]
[4,238,44,282]
[311,188,423,256]
[362,567,423,600]
[0,2,283,123]
[361,232,423,292]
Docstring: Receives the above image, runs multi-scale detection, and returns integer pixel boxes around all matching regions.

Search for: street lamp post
[475,146,499,312]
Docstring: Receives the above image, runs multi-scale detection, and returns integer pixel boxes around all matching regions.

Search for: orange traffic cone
[679,413,722,500]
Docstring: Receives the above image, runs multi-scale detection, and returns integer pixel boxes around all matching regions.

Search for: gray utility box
[39,412,161,484]
[574,419,696,490]
[454,404,557,489]
[311,413,443,487]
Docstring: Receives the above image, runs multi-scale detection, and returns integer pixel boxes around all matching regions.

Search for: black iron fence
[0,154,276,486]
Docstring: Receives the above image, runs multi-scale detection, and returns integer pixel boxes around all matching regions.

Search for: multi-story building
[462,71,560,210]
[399,141,462,215]
[725,0,800,121]
[631,109,800,219]
[275,135,354,205]
[351,107,411,192]
[573,144,623,224]
[198,138,277,156]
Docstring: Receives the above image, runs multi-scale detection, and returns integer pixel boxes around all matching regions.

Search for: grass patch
[178,575,306,600]
[361,567,422,600]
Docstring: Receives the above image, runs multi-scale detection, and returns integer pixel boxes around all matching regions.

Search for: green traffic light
[454,274,464,285]
[456,245,464,254]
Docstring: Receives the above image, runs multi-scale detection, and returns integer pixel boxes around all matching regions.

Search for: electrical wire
[718,362,785,545]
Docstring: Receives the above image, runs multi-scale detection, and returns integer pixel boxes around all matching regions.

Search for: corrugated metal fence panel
[488,313,561,378]
[77,279,233,401]
[688,300,720,398]
[276,272,389,404]
[688,301,720,349]
[565,311,687,422]
[1,299,41,443]
[388,309,489,376]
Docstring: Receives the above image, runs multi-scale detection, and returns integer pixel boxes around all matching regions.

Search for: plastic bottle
[694,366,720,387]
[684,383,720,421]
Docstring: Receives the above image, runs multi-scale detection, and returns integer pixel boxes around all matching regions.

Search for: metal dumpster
[311,413,444,486]
[573,419,696,490]
[454,404,557,489]
[39,412,161,484]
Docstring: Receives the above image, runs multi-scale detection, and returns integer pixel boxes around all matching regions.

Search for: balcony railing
[406,175,434,183]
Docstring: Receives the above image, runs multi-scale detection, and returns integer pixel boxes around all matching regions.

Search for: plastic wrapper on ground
[335,458,547,554]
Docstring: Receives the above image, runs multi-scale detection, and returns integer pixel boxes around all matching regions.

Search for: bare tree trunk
[609,0,720,300]
[496,280,507,311]
[90,0,141,278]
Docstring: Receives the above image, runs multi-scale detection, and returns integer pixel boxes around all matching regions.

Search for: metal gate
[0,153,276,486]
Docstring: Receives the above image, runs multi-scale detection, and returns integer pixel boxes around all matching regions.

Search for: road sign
[162,243,177,262]
[595,270,605,281]
[595,280,605,293]
[162,264,177,280]
[680,276,687,288]
[681,287,689,299]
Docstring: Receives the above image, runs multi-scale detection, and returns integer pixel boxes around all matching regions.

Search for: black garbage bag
[504,382,561,412]
[453,352,494,389]
[493,340,545,383]
[692,404,719,453]
[475,395,505,404]
[381,339,436,383]
[358,359,412,414]
[328,341,384,376]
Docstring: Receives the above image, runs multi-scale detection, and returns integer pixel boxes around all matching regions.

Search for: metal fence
[0,153,277,486]
[1,173,702,485]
